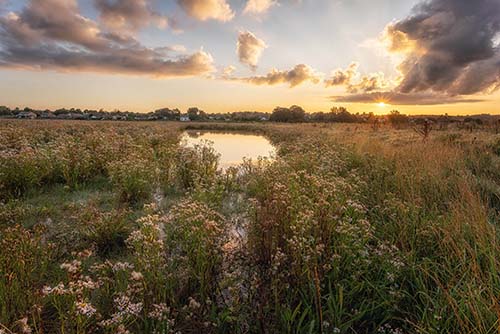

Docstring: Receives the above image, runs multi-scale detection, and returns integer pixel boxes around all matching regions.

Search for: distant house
[56,113,89,120]
[180,115,190,122]
[56,113,71,120]
[17,111,37,119]
[40,112,56,119]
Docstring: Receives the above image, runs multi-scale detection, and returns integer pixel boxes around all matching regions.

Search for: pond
[181,130,276,169]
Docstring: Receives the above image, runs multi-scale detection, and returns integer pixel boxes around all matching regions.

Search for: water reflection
[181,131,276,169]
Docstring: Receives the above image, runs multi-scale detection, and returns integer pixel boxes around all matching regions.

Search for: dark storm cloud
[329,0,500,106]
[0,0,215,77]
[387,0,500,95]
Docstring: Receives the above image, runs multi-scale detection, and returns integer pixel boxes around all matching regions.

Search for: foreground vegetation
[1,120,499,333]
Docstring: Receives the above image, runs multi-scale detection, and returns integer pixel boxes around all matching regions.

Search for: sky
[0,0,499,115]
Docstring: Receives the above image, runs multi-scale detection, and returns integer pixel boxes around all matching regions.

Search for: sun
[377,102,387,107]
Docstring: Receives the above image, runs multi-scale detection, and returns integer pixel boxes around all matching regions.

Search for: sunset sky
[0,0,499,114]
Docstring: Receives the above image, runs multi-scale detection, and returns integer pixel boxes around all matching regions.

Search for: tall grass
[0,120,499,333]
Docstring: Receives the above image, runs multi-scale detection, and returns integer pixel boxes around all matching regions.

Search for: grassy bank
[1,120,499,333]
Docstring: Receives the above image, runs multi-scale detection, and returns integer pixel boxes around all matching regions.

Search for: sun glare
[377,102,387,107]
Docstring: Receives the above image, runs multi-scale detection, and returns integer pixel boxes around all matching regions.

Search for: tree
[154,108,181,120]
[0,106,12,116]
[187,107,207,121]
[329,106,358,123]
[387,110,409,128]
[270,105,306,123]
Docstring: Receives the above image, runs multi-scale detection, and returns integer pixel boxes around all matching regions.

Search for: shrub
[175,142,220,190]
[163,199,226,299]
[81,208,131,257]
[155,143,177,193]
[107,154,155,204]
[0,201,29,227]
[0,147,54,199]
[58,139,103,188]
[0,224,53,327]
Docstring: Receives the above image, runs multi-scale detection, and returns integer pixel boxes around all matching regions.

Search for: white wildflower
[188,297,201,309]
[75,301,97,317]
[60,260,82,274]
[131,271,143,281]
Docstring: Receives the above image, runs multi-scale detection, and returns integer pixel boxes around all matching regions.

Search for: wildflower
[16,317,32,334]
[112,262,134,272]
[188,297,201,309]
[76,249,94,258]
[131,271,143,281]
[115,294,143,316]
[60,260,82,274]
[42,282,67,296]
[116,325,130,334]
[148,303,170,321]
[75,301,97,317]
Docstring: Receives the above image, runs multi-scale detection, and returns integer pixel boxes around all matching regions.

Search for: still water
[181,131,276,169]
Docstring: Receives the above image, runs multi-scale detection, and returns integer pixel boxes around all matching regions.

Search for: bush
[107,154,155,204]
[81,208,131,257]
[175,142,220,190]
[0,224,53,327]
[0,147,54,199]
[163,199,226,299]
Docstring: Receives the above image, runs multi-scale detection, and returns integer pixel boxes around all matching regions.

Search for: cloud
[331,92,484,105]
[385,0,500,96]
[222,65,236,77]
[0,0,215,77]
[330,0,500,105]
[325,62,358,87]
[235,64,322,87]
[94,0,168,35]
[237,30,267,70]
[0,0,107,51]
[0,0,9,10]
[347,72,389,93]
[177,0,234,22]
[155,44,188,54]
[325,62,389,93]
[243,0,277,15]
[0,46,215,77]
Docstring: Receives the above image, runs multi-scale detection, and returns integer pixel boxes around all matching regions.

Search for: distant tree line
[1,105,498,128]
[269,105,383,123]
[0,105,271,122]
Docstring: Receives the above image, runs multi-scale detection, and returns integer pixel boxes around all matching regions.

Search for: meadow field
[1,120,500,334]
